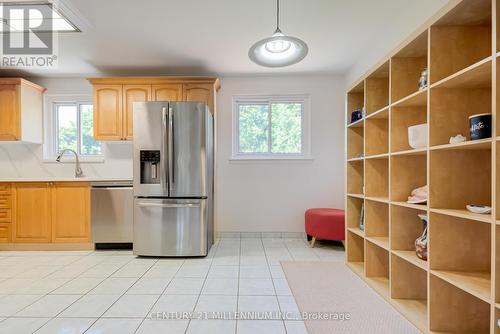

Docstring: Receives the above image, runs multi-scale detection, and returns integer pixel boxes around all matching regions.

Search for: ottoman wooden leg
[310,237,316,248]
[341,240,345,247]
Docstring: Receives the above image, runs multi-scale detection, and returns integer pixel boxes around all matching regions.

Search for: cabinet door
[182,84,214,114]
[0,84,20,140]
[52,182,90,243]
[123,85,151,140]
[93,84,123,140]
[12,183,51,243]
[0,223,11,243]
[152,84,182,102]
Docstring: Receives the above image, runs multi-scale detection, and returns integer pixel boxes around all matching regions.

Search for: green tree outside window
[238,102,302,154]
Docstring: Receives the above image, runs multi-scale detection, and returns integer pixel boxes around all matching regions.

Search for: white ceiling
[3,0,450,78]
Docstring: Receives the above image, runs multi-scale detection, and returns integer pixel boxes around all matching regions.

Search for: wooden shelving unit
[345,1,498,332]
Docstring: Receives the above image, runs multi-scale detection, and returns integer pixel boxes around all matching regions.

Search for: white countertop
[0,177,133,182]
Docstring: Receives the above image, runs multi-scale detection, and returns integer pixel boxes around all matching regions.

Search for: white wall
[345,0,450,87]
[216,76,345,233]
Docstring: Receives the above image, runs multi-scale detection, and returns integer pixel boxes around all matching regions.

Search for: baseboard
[0,243,95,251]
[216,232,307,239]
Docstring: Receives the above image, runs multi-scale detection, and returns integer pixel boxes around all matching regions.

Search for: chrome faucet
[56,149,84,178]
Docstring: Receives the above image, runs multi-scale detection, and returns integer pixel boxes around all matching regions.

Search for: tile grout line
[235,237,241,334]
[183,243,217,334]
[7,251,137,333]
[261,237,288,333]
[132,257,185,334]
[6,251,119,318]
[51,253,142,334]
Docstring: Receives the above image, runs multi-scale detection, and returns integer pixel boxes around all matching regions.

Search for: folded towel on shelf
[408,185,428,203]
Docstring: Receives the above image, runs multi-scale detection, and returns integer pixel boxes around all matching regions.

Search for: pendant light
[248,0,308,67]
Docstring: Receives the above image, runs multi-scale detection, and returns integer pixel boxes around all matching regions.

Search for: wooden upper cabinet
[93,84,123,140]
[152,84,182,102]
[0,79,44,143]
[88,77,219,141]
[12,183,51,243]
[0,85,20,141]
[183,83,214,113]
[123,85,151,140]
[52,182,90,243]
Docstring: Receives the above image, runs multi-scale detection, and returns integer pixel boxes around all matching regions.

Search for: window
[44,95,102,161]
[54,102,101,155]
[232,95,310,160]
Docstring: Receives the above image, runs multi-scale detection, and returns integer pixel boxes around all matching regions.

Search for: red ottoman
[305,208,345,247]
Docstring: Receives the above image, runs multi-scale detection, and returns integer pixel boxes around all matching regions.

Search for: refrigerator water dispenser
[140,150,160,184]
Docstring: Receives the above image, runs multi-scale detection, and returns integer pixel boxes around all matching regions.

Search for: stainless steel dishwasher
[91,181,133,249]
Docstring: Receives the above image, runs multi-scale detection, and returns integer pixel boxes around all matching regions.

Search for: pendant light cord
[276,0,281,32]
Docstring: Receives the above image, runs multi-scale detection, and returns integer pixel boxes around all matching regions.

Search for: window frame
[231,94,311,161]
[43,94,104,163]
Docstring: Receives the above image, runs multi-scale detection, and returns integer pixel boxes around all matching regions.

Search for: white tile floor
[0,237,344,334]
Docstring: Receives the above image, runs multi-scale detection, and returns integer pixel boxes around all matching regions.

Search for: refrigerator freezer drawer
[133,198,209,256]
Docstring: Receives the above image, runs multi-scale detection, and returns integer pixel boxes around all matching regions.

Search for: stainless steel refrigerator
[132,102,214,257]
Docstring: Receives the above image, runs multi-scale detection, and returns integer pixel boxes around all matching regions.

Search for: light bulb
[265,33,291,53]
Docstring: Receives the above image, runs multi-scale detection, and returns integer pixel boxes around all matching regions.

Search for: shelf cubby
[497,146,500,221]
[365,61,390,115]
[496,225,500,303]
[430,274,490,333]
[390,96,427,153]
[347,81,364,124]
[390,205,427,270]
[496,306,500,334]
[391,254,428,332]
[390,31,428,103]
[347,231,364,277]
[347,127,364,160]
[390,154,426,203]
[429,146,491,215]
[429,0,492,84]
[497,59,500,135]
[346,196,364,236]
[364,157,388,200]
[365,108,389,156]
[498,0,500,53]
[364,200,388,250]
[347,160,363,195]
[429,64,492,147]
[365,240,389,299]
[429,212,491,302]
[347,128,365,159]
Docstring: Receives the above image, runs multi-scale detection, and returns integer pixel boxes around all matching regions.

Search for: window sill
[43,156,105,164]
[229,156,314,164]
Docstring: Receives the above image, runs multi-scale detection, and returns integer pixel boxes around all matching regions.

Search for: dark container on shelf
[469,113,492,140]
[350,109,362,123]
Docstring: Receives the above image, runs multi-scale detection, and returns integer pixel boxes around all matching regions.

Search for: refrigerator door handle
[136,202,200,208]
[168,107,174,190]
[161,107,169,195]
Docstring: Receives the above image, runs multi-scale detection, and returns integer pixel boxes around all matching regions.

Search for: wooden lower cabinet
[52,182,90,243]
[8,182,91,244]
[0,223,11,243]
[12,182,51,243]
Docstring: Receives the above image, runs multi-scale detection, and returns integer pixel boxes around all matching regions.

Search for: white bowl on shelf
[408,124,428,149]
